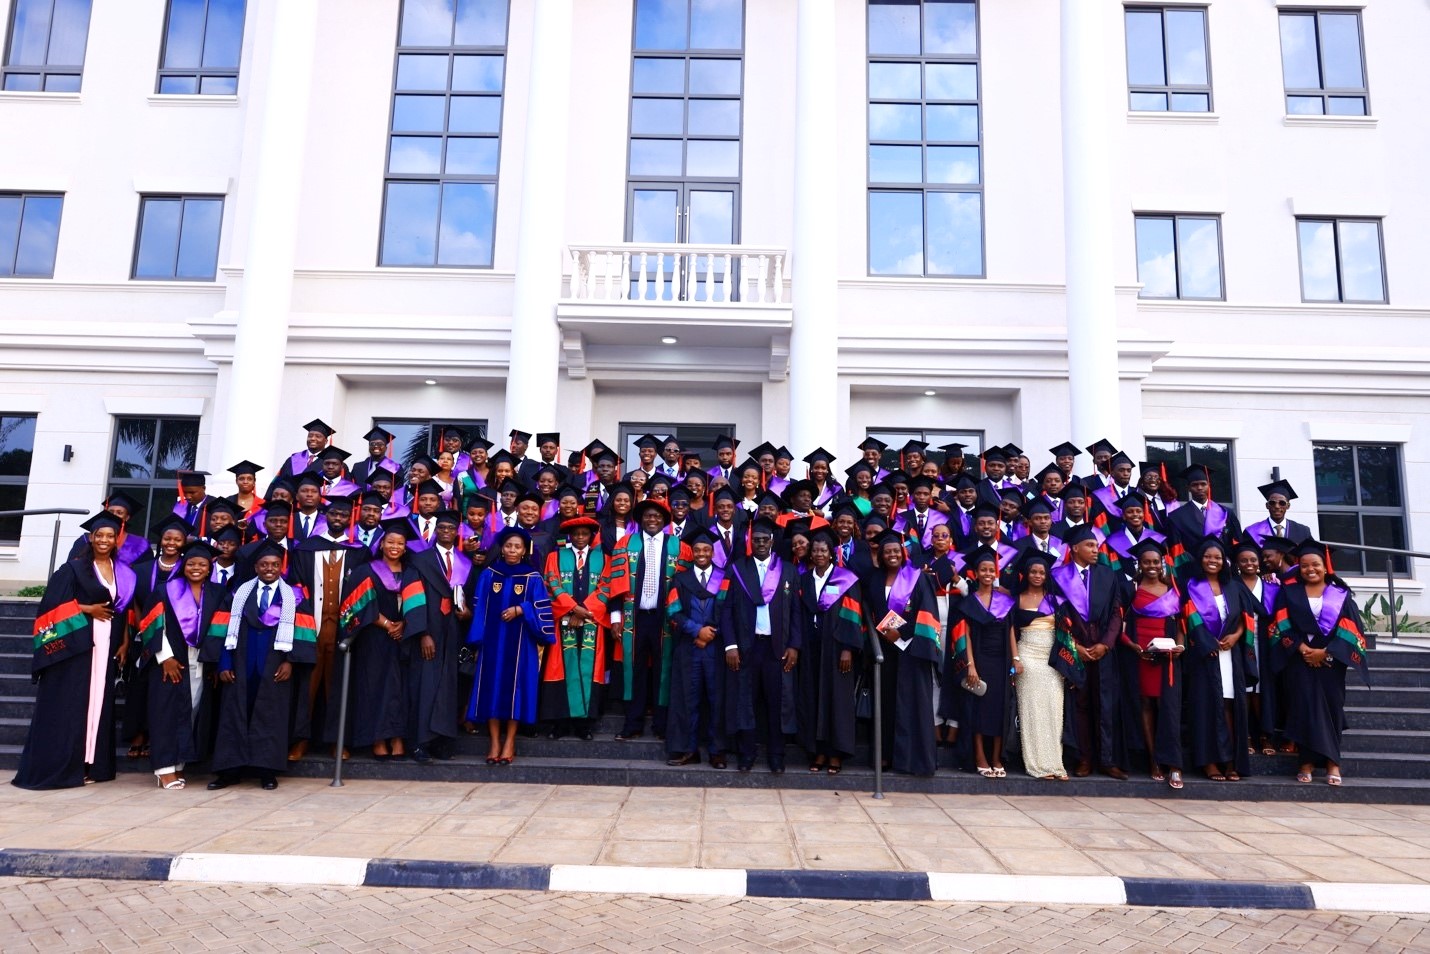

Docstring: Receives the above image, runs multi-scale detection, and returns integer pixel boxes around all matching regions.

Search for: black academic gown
[287,536,371,744]
[863,570,940,777]
[1116,603,1183,771]
[405,548,470,745]
[1270,583,1366,765]
[945,593,1012,740]
[341,562,420,747]
[795,570,864,760]
[1050,562,1126,771]
[143,582,228,772]
[1181,578,1254,777]
[123,557,179,744]
[664,568,727,757]
[12,560,136,789]
[1235,575,1282,742]
[719,556,804,764]
[205,585,315,775]
[1166,500,1242,551]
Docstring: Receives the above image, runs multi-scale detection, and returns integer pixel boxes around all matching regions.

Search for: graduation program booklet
[877,610,907,633]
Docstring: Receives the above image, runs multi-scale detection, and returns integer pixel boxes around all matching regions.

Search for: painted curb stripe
[365,859,550,892]
[548,864,747,897]
[0,848,172,883]
[169,852,368,887]
[1306,882,1430,915]
[928,872,1127,906]
[1122,877,1314,911]
[745,869,932,902]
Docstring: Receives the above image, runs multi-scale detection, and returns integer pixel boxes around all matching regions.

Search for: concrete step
[1342,727,1430,754]
[1346,706,1430,731]
[1344,685,1430,708]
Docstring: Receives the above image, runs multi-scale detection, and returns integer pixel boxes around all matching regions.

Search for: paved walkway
[4,877,1429,953]
[5,771,1430,884]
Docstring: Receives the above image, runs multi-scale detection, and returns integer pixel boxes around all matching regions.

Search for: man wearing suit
[1241,479,1311,546]
[664,527,728,768]
[613,500,689,740]
[1166,463,1243,550]
[719,517,802,773]
[1050,526,1127,780]
[406,510,475,762]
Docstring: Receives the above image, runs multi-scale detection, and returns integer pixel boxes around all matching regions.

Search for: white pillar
[215,0,319,481]
[787,0,841,461]
[1060,0,1122,447]
[503,0,572,439]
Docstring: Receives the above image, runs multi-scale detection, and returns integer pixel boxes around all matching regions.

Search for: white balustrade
[565,243,789,306]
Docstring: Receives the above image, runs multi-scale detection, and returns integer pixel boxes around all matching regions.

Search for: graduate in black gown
[338,519,425,759]
[406,510,475,762]
[122,514,190,759]
[1270,540,1369,785]
[864,529,941,777]
[795,527,865,774]
[664,526,728,767]
[13,512,138,790]
[946,545,1015,778]
[1179,536,1255,782]
[204,541,316,790]
[137,541,227,790]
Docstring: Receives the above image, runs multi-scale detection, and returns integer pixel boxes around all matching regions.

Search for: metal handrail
[1322,540,1430,645]
[0,508,93,580]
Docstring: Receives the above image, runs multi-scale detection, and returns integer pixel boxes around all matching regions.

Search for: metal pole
[331,638,353,787]
[869,629,885,800]
[1386,556,1399,644]
[48,515,62,579]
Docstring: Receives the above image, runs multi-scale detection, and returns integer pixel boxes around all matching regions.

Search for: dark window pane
[0,197,22,276]
[690,0,742,50]
[1317,512,1362,572]
[155,419,198,478]
[397,53,449,90]
[1363,515,1409,574]
[451,54,503,91]
[868,191,923,275]
[401,0,455,46]
[444,136,499,175]
[380,181,441,266]
[634,0,687,51]
[134,199,183,279]
[1164,9,1207,86]
[1135,216,1176,299]
[1124,10,1165,86]
[632,97,685,135]
[686,97,739,135]
[0,416,37,477]
[868,62,920,99]
[1170,92,1209,112]
[1356,445,1401,508]
[111,418,159,480]
[868,145,922,183]
[202,0,246,69]
[868,0,920,56]
[389,136,444,174]
[159,74,199,94]
[923,1,976,56]
[448,94,501,133]
[1337,220,1384,303]
[688,58,739,94]
[1176,216,1221,299]
[47,0,92,66]
[163,0,206,69]
[198,74,237,94]
[437,182,494,266]
[0,485,27,545]
[924,62,976,100]
[1327,96,1366,116]
[1319,13,1363,89]
[629,138,683,176]
[174,198,222,280]
[1130,91,1168,111]
[925,104,976,142]
[1313,443,1354,506]
[925,190,981,277]
[633,57,685,94]
[926,145,978,184]
[1279,13,1321,89]
[392,94,447,132]
[14,195,63,277]
[869,103,921,141]
[454,0,507,46]
[1187,442,1233,507]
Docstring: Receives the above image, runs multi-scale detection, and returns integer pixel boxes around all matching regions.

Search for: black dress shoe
[769,763,785,775]
[207,775,238,791]
[579,729,594,741]
[737,760,754,773]
[429,738,455,760]
[709,755,727,769]
[260,777,278,791]
[666,752,700,767]
[614,731,643,741]
[410,747,433,764]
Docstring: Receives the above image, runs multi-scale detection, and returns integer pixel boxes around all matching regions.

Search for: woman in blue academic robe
[467,527,556,764]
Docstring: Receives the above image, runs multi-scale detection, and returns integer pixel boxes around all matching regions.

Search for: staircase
[2,598,1427,803]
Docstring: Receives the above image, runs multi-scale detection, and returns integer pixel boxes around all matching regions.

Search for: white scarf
[226,576,298,653]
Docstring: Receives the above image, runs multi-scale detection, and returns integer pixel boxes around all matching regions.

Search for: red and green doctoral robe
[540,547,613,720]
[601,533,690,702]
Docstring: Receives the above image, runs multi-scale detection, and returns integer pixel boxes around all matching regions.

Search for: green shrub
[17,585,45,598]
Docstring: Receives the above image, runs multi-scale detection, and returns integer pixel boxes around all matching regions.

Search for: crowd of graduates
[13,421,1370,793]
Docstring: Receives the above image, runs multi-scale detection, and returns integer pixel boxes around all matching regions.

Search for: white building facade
[1,0,1427,604]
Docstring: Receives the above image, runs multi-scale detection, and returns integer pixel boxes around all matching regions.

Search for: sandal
[1150,767,1166,782]
[1261,745,1277,757]
[157,774,185,790]
[992,766,1007,778]
[809,757,826,773]
[1296,772,1313,783]
[976,766,996,778]
[827,761,842,776]
[1327,773,1342,786]
[1168,771,1184,790]
[127,745,144,759]
[1225,770,1241,782]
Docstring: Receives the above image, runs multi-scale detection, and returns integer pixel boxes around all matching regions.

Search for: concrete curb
[2,848,1429,914]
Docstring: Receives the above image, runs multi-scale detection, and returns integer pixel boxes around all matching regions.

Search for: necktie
[699,568,708,588]
[576,549,586,572]
[917,512,925,530]
[219,567,229,584]
[258,584,272,614]
[1079,567,1088,588]
[302,514,312,537]
[422,518,433,541]
[441,548,452,580]
[1040,539,1049,553]
[842,542,852,564]
[186,503,197,523]
[641,536,660,607]
[1274,524,1284,538]
[722,528,732,547]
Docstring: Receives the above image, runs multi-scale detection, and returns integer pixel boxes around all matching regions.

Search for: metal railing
[1322,540,1430,644]
[0,509,91,580]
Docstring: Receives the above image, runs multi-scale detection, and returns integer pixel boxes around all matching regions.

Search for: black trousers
[623,608,668,735]
[737,637,785,767]
[1071,655,1120,769]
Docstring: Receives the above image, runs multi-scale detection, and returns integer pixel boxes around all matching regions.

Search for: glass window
[1145,438,1236,509]
[618,422,736,469]
[1133,213,1223,300]
[868,1,983,278]
[156,0,246,95]
[108,416,200,539]
[381,0,508,268]
[1278,10,1368,115]
[1296,217,1385,304]
[0,193,63,278]
[865,428,983,474]
[1124,6,1212,112]
[1313,442,1409,575]
[3,0,91,91]
[132,195,223,281]
[374,418,488,468]
[0,413,37,546]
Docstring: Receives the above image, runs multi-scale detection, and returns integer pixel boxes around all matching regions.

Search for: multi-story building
[1,0,1425,606]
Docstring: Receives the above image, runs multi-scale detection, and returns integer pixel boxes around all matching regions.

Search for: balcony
[556,242,793,380]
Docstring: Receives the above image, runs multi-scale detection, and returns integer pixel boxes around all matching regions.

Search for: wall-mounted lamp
[62,444,74,462]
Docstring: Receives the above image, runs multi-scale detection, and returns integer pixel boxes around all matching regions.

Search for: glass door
[627,183,738,301]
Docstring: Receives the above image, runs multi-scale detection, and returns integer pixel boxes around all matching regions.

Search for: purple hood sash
[887,563,922,616]
[166,577,204,647]
[1135,585,1181,619]
[816,567,860,611]
[1262,578,1280,615]
[1202,500,1228,537]
[1107,526,1166,558]
[1187,577,1226,633]
[1050,563,1091,620]
[1316,584,1349,637]
[736,555,784,606]
[447,550,473,589]
[969,589,1016,621]
[371,561,402,592]
[701,566,725,598]
[109,562,137,615]
[289,450,315,475]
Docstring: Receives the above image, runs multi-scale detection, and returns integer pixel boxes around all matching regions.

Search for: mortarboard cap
[900,439,929,455]
[774,446,795,462]
[249,539,288,566]
[360,491,387,509]
[1108,451,1135,470]
[683,524,722,547]
[756,490,784,510]
[803,447,836,466]
[364,469,394,486]
[713,434,738,451]
[970,502,1000,520]
[1130,538,1167,561]
[713,485,739,504]
[180,540,219,563]
[468,435,495,452]
[317,446,351,463]
[487,450,517,469]
[177,470,209,488]
[981,447,1007,463]
[1024,497,1054,517]
[80,511,125,535]
[1180,463,1212,482]
[508,429,533,443]
[1049,442,1082,459]
[1033,463,1063,484]
[433,509,462,527]
[1001,443,1024,457]
[1258,479,1298,502]
[207,497,240,518]
[438,424,467,441]
[378,518,417,541]
[150,514,193,541]
[632,499,669,522]
[302,419,336,437]
[952,473,978,492]
[102,489,145,516]
[858,436,888,453]
[262,499,292,517]
[844,461,875,481]
[966,544,1001,568]
[1063,525,1099,546]
[415,479,445,498]
[226,460,264,477]
[1113,490,1149,513]
[998,486,1025,503]
[362,427,394,443]
[1085,438,1118,456]
[748,441,778,459]
[535,432,560,446]
[210,525,243,545]
[296,472,324,489]
[322,495,355,513]
[555,484,583,501]
[751,516,780,537]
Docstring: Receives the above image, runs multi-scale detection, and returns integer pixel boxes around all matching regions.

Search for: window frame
[866,0,986,279]
[864,427,984,475]
[617,422,738,471]
[1144,436,1237,510]
[1123,4,1214,113]
[1312,441,1411,577]
[0,191,64,278]
[0,412,37,547]
[130,193,226,282]
[1294,215,1387,305]
[371,418,489,469]
[154,0,248,96]
[106,415,200,540]
[1276,8,1371,116]
[1,0,92,92]
[1133,211,1225,301]
[377,0,511,270]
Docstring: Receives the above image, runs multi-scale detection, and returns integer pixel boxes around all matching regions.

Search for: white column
[215,0,319,480]
[503,0,572,438]
[1060,0,1122,447]
[787,0,840,461]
